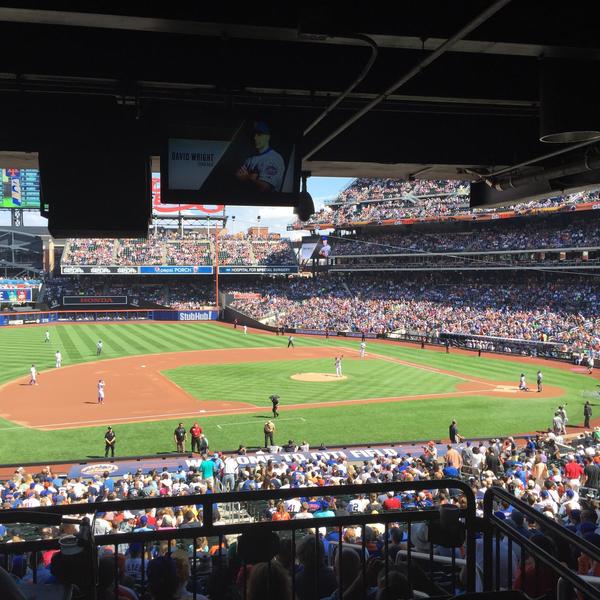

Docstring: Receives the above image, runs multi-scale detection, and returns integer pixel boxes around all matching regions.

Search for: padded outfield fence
[0,308,219,327]
[0,307,593,369]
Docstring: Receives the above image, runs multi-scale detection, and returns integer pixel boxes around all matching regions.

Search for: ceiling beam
[0,8,599,60]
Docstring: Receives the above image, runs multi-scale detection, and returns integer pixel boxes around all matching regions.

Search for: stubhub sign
[178,310,219,321]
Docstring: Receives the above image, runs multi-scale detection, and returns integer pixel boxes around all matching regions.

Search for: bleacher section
[60,231,298,273]
[228,273,600,353]
[292,178,600,229]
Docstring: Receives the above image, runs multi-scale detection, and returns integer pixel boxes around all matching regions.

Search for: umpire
[584,401,593,429]
[104,426,116,458]
[270,394,280,418]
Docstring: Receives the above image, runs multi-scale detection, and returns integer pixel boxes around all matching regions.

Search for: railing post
[483,487,494,591]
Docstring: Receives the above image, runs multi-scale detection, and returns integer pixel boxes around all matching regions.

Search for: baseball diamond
[0,321,596,464]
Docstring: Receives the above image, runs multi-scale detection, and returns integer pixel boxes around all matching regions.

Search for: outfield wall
[0,308,219,326]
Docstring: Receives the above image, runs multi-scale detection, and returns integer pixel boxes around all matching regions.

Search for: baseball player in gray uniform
[235,122,285,192]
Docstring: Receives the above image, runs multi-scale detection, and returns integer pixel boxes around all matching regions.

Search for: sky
[0,176,354,238]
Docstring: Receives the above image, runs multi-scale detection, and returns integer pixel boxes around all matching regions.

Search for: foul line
[0,390,493,431]
[340,346,491,385]
[216,417,306,430]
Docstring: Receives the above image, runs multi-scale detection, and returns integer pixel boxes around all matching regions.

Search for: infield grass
[0,321,597,464]
[163,357,463,405]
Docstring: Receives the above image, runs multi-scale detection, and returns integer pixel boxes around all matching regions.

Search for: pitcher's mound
[291,372,348,382]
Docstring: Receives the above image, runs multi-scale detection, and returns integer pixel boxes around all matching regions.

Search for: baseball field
[0,321,598,464]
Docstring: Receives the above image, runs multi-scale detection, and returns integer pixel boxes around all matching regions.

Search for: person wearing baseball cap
[104,426,116,458]
[235,121,286,193]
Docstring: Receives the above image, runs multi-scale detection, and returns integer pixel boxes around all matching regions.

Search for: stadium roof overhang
[1,3,600,206]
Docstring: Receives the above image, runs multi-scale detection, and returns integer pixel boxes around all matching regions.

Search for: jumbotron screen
[0,288,32,302]
[1,168,41,209]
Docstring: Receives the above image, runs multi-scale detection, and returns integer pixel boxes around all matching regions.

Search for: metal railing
[0,479,476,600]
[483,485,600,600]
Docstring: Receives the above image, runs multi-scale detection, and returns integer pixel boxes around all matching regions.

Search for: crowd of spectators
[335,178,468,204]
[332,219,600,255]
[41,279,173,307]
[165,241,212,266]
[295,177,600,228]
[251,239,296,266]
[217,236,254,266]
[42,277,106,306]
[4,429,600,598]
[115,239,165,266]
[61,231,298,268]
[165,283,215,310]
[229,274,600,351]
[62,239,115,265]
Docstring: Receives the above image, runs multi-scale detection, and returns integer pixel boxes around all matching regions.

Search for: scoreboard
[1,168,41,209]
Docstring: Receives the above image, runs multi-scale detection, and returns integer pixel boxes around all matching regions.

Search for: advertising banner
[61,266,213,275]
[345,332,378,339]
[218,265,298,274]
[62,266,141,275]
[152,173,225,215]
[294,329,327,336]
[177,310,219,321]
[67,447,402,478]
[0,288,32,302]
[63,296,128,306]
[139,266,213,275]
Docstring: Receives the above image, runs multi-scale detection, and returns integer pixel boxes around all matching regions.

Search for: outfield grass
[0,322,597,464]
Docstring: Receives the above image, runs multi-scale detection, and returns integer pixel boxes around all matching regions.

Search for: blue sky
[0,176,354,237]
[222,176,353,237]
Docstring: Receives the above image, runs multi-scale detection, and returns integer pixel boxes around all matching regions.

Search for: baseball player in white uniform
[359,342,366,359]
[29,364,37,385]
[235,122,285,192]
[97,379,105,404]
[335,356,343,377]
[96,339,103,356]
[589,355,595,374]
[519,373,529,391]
[44,330,50,343]
[243,325,248,335]
[55,350,62,368]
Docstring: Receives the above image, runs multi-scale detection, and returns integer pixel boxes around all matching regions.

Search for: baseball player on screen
[235,122,285,192]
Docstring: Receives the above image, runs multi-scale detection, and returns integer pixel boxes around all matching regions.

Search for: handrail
[0,479,478,594]
[483,486,600,599]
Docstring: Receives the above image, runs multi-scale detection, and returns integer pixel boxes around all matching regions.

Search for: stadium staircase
[247,239,256,263]
[36,281,46,308]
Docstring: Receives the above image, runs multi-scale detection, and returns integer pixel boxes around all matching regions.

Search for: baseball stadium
[1,6,600,600]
